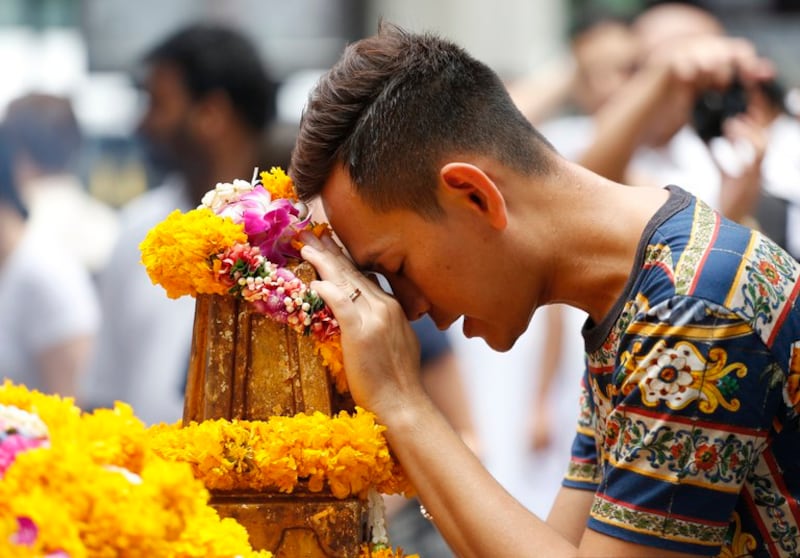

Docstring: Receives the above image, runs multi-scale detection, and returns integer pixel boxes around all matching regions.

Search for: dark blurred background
[0,0,796,206]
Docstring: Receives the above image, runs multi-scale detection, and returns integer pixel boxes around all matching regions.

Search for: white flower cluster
[0,404,49,439]
[367,487,389,546]
[199,179,255,213]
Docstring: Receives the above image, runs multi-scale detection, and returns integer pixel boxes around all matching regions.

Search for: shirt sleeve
[563,373,603,491]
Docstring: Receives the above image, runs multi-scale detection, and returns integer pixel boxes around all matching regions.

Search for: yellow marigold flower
[0,380,81,433]
[315,337,348,393]
[260,166,297,201]
[0,384,270,558]
[139,208,246,299]
[148,408,412,498]
[77,403,150,472]
[360,544,420,558]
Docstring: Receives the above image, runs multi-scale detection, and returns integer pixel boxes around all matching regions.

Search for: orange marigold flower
[260,167,297,201]
[360,544,420,558]
[0,384,271,558]
[315,338,348,393]
[139,208,247,299]
[148,408,411,499]
[290,222,333,252]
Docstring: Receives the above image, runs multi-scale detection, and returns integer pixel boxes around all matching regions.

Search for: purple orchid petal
[212,188,311,264]
[11,516,38,546]
[240,199,310,263]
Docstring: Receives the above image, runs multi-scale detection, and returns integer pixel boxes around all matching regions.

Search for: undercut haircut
[291,22,555,218]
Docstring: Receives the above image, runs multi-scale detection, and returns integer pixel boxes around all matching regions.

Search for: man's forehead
[318,171,391,271]
[320,165,357,204]
[319,166,368,227]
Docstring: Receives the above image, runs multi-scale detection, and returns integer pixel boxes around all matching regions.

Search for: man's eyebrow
[332,237,375,271]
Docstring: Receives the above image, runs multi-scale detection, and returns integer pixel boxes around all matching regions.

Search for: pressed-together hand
[299,232,425,419]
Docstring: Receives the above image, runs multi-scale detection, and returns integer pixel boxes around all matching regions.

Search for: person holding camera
[582,3,771,227]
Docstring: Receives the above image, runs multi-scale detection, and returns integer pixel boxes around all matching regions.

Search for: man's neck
[534,163,670,323]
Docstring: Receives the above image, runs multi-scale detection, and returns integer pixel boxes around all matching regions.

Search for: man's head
[136,23,275,181]
[292,23,559,350]
[569,15,639,114]
[632,2,724,55]
[4,93,82,177]
[292,22,554,219]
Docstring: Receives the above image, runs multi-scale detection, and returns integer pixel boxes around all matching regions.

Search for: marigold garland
[149,408,414,499]
[362,546,418,558]
[140,208,247,299]
[0,383,419,558]
[139,167,350,393]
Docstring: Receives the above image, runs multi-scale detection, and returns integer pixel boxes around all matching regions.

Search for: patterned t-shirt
[565,185,800,557]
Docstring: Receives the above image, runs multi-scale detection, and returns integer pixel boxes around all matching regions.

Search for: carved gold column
[183,263,368,557]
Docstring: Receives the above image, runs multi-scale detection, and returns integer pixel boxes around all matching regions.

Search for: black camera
[692,80,748,142]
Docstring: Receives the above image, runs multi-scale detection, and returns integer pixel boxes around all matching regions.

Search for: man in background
[83,23,278,424]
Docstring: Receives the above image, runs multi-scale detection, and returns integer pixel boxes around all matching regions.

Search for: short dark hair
[291,22,555,218]
[143,23,276,131]
[4,93,81,173]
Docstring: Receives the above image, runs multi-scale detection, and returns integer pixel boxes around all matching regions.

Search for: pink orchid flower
[215,186,310,265]
[11,516,38,546]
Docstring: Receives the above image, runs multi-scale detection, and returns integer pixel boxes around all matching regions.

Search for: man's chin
[462,318,516,352]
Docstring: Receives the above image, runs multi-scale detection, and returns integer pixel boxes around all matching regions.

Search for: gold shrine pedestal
[183,263,368,557]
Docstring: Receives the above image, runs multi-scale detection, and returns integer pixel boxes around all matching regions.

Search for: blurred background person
[82,23,280,424]
[3,92,118,276]
[585,2,771,225]
[0,124,100,398]
[509,8,639,132]
[753,78,800,261]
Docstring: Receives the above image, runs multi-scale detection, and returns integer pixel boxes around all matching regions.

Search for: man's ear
[440,162,507,230]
